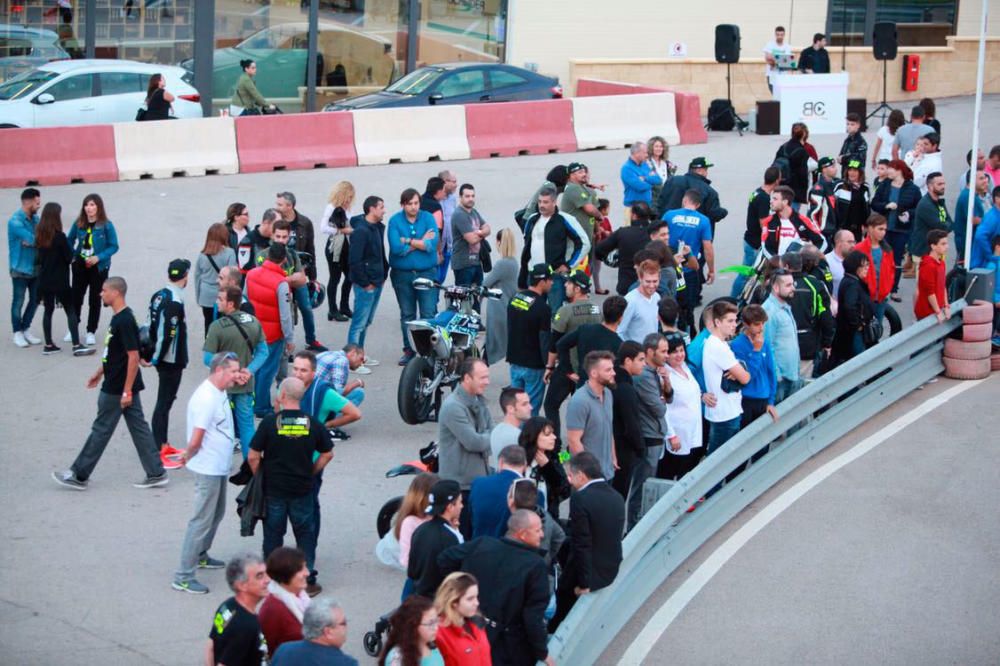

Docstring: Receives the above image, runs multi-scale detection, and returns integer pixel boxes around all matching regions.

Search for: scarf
[267,580,310,623]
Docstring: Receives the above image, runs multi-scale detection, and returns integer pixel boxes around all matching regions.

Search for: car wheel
[0,124,20,129]
[961,322,993,343]
[943,338,991,361]
[942,356,991,380]
[962,300,994,325]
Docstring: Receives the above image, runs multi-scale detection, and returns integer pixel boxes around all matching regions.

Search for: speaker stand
[705,62,749,136]
[866,59,893,125]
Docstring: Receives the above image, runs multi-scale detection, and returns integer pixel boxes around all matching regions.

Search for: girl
[141,73,174,121]
[35,203,93,356]
[66,193,118,346]
[394,472,439,598]
[434,572,491,666]
[592,198,613,294]
[380,596,445,666]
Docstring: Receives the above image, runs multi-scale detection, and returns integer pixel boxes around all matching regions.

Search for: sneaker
[352,365,372,375]
[171,579,209,594]
[13,331,28,348]
[23,330,42,345]
[73,344,96,357]
[398,350,415,366]
[42,344,61,355]
[85,332,97,346]
[63,331,73,343]
[52,469,88,490]
[363,357,380,367]
[133,473,169,489]
[160,451,183,470]
[306,340,328,352]
[306,582,323,597]
[198,555,226,569]
[328,428,351,441]
[162,444,186,458]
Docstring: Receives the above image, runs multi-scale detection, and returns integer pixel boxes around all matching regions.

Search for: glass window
[99,71,144,96]
[44,72,94,101]
[417,0,507,66]
[436,69,487,98]
[386,67,444,95]
[0,13,80,84]
[0,69,57,100]
[489,69,527,89]
[0,37,33,58]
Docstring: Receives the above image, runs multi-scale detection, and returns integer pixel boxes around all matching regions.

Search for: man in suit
[407,479,464,598]
[470,445,529,538]
[548,451,626,632]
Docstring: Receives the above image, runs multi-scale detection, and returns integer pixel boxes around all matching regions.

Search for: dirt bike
[376,441,439,539]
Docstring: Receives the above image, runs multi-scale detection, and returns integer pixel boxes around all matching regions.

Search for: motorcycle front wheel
[398,356,436,425]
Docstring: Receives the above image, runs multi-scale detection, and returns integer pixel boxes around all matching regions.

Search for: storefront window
[828,0,957,47]
[0,1,88,82]
[417,0,505,67]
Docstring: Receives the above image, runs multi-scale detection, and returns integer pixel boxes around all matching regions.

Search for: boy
[989,235,1000,345]
[839,113,868,179]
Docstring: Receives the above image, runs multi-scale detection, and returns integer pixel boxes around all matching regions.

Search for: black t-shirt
[556,322,623,385]
[506,289,551,368]
[208,597,267,666]
[420,194,442,217]
[146,87,171,120]
[250,409,333,498]
[745,187,771,249]
[101,307,144,395]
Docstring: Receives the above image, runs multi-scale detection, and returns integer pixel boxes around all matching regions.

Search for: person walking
[389,188,440,366]
[832,250,876,366]
[195,223,238,334]
[35,202,92,356]
[347,196,388,361]
[8,188,42,348]
[171,352,241,594]
[231,59,275,115]
[206,554,270,666]
[258,547,311,657]
[52,277,168,490]
[482,228,519,365]
[148,259,191,470]
[245,243,295,418]
[320,181,356,323]
[140,73,174,121]
[450,184,491,287]
[507,264,552,415]
[67,193,119,347]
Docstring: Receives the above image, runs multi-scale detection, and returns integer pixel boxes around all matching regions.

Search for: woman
[224,202,250,250]
[141,73,174,121]
[646,240,679,299]
[35,203,93,356]
[872,109,905,168]
[776,123,811,209]
[833,161,871,241]
[519,416,571,512]
[195,223,237,332]
[380,595,445,666]
[871,159,921,301]
[658,332,704,480]
[66,193,118,346]
[258,547,311,657]
[592,198,613,294]
[920,97,941,137]
[832,250,875,367]
[483,228,519,365]
[434,572,491,666]
[394,472,438,598]
[320,181,356,322]
[646,135,676,215]
[231,59,274,116]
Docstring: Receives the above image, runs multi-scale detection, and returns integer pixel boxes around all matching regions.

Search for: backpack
[772,144,792,183]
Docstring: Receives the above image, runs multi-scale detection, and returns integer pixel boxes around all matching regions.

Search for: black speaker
[873,22,897,60]
[755,100,780,135]
[715,24,740,63]
[847,98,868,131]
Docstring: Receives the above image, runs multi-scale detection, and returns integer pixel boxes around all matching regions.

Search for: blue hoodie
[620,157,662,206]
[387,209,439,272]
[7,208,38,277]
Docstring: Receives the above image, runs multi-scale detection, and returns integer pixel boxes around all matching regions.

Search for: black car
[322,62,561,111]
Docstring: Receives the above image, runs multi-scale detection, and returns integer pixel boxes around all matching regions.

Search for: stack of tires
[943,300,996,380]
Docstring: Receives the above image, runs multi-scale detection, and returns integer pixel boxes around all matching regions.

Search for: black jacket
[798,45,831,73]
[791,273,835,359]
[777,139,811,204]
[833,181,871,241]
[594,222,650,295]
[611,367,644,458]
[871,179,922,232]
[288,211,317,279]
[237,226,270,273]
[148,286,187,368]
[518,207,589,289]
[37,230,73,294]
[658,171,728,225]
[408,516,461,598]
[438,536,550,665]
[347,216,388,288]
[235,461,266,536]
[563,480,625,592]
[832,273,874,363]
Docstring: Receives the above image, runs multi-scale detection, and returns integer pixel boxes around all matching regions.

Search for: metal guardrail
[546,299,969,665]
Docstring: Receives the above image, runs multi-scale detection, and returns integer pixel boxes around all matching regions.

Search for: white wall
[954,0,1000,37]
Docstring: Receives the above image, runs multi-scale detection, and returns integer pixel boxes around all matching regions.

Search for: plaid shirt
[316,350,349,394]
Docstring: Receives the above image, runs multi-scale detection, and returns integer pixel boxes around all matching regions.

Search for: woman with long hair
[871,159,921,301]
[777,123,811,208]
[140,73,174,121]
[919,97,941,137]
[258,547,311,657]
[832,250,875,367]
[66,193,118,345]
[35,203,93,356]
[380,595,445,666]
[872,109,905,169]
[646,135,676,215]
[224,202,250,249]
[394,472,439,591]
[195,223,237,332]
[834,161,871,241]
[434,572,491,666]
[519,416,571,515]
[320,180,356,322]
[483,228,519,364]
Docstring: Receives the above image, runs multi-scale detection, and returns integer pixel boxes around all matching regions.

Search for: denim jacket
[7,208,39,277]
[67,220,119,272]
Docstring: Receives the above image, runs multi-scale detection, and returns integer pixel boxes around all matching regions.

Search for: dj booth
[755,72,865,136]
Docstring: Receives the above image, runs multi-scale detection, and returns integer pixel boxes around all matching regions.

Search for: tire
[363,631,382,657]
[943,356,991,380]
[943,338,991,360]
[377,496,402,539]
[962,300,994,325]
[398,356,436,425]
[883,303,903,337]
[961,322,993,343]
[699,296,740,332]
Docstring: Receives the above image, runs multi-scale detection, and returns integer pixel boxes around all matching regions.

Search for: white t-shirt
[826,251,845,303]
[703,335,743,423]
[529,215,550,267]
[875,125,895,162]
[185,379,235,476]
[763,40,792,81]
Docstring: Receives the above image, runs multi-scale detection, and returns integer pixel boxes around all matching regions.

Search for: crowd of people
[7,92,1000,664]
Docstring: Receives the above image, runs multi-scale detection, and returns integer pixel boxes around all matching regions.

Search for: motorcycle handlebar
[412,278,502,300]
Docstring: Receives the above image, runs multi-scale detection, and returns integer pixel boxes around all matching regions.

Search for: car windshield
[0,69,57,100]
[385,68,443,95]
[236,27,284,50]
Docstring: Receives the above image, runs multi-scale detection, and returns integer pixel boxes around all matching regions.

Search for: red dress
[914,253,946,319]
[435,619,492,666]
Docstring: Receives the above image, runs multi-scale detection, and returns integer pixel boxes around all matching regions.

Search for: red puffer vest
[245,261,287,343]
[856,236,896,303]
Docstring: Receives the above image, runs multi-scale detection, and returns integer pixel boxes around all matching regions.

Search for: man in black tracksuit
[148,259,190,465]
[594,206,652,296]
[783,252,834,379]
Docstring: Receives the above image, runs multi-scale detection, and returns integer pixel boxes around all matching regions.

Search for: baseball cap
[567,162,587,174]
[168,258,191,280]
[528,263,553,284]
[818,156,837,169]
[846,159,863,170]
[425,479,462,515]
[568,270,591,291]
[689,157,713,169]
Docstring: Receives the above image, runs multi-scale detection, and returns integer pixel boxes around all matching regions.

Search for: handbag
[479,237,493,273]
[374,529,405,571]
[862,317,883,347]
[135,106,147,121]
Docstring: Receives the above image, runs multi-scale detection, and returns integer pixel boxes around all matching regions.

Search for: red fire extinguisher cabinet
[903,54,920,91]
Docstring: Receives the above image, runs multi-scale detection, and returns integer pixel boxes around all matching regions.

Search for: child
[914,229,950,323]
[839,112,868,179]
[592,198,613,294]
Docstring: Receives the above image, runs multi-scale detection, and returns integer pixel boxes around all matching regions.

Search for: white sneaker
[63,331,73,343]
[85,332,96,346]
[13,331,28,348]
[363,357,380,367]
[23,330,42,345]
[353,365,373,375]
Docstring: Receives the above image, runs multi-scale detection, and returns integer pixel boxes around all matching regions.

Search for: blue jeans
[390,267,438,352]
[230,392,255,458]
[293,284,317,344]
[547,273,567,313]
[263,493,318,583]
[344,386,364,407]
[707,416,742,457]
[254,340,285,417]
[730,240,758,299]
[510,364,545,416]
[885,229,908,292]
[453,265,484,287]
[10,275,39,333]
[347,284,382,348]
[873,300,887,328]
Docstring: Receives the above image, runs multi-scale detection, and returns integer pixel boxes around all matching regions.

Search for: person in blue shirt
[388,188,439,366]
[761,270,801,402]
[970,185,1000,269]
[954,170,989,263]
[7,188,42,348]
[730,304,779,427]
[663,189,716,315]
[620,141,662,225]
[469,444,528,538]
[271,597,360,666]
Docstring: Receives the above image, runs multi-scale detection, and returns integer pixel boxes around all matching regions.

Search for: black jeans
[543,371,576,454]
[152,363,184,447]
[41,289,79,346]
[72,261,107,334]
[201,306,215,336]
[325,245,352,315]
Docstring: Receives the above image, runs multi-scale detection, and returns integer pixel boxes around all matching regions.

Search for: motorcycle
[376,441,439,539]
[397,278,502,425]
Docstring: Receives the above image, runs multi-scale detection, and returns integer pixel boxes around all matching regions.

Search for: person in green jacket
[231,59,274,116]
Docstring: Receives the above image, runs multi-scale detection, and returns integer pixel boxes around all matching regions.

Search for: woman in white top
[646,135,676,214]
[658,332,705,480]
[871,109,905,169]
[320,180,356,322]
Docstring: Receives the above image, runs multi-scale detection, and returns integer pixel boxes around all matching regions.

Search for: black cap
[528,263,553,284]
[567,162,587,174]
[818,156,836,169]
[689,157,713,169]
[425,479,462,515]
[568,270,591,291]
[168,258,191,280]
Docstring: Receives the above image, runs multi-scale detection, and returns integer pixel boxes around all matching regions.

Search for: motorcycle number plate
[445,314,478,336]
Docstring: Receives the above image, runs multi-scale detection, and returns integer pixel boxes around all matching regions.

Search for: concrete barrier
[0,125,118,187]
[113,117,239,181]
[576,78,707,145]
[571,92,680,150]
[465,99,577,158]
[352,105,470,165]
[236,111,357,173]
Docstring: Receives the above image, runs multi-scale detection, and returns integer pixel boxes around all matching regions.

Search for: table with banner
[772,72,850,135]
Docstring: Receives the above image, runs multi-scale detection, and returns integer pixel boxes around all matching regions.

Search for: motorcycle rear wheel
[398,356,436,425]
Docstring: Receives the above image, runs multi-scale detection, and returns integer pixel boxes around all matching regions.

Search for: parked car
[0,23,71,83]
[0,59,202,128]
[322,62,562,111]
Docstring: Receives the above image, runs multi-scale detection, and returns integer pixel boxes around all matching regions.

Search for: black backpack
[772,144,792,183]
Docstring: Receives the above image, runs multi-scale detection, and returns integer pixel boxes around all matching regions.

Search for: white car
[0,59,203,128]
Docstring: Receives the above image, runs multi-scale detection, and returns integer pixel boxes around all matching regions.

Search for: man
[798,33,831,74]
[954,168,989,263]
[762,270,802,401]
[438,358,494,537]
[763,25,792,93]
[618,260,661,343]
[217,265,255,316]
[470,444,529,538]
[204,285,268,458]
[595,202,654,295]
[610,341,646,498]
[315,344,366,407]
[556,295,626,387]
[664,188,716,306]
[543,270,601,436]
[269,219,325,352]
[562,161,604,244]
[733,167,781,298]
[855,214,897,325]
[912,172,952,268]
[450,183,491,286]
[507,264,552,415]
[53,277,168,490]
[892,105,934,160]
[703,301,750,457]
[987,145,1000,188]
[172,352,241,594]
[438,169,459,282]
[566,350,617,480]
[962,149,995,208]
[148,258,190,470]
[912,133,943,195]
[248,377,333,597]
[347,196,388,356]
[245,243,295,418]
[206,554,270,666]
[275,191,317,278]
[658,157,728,236]
[388,188,439,366]
[620,141,662,224]
[838,113,868,178]
[548,451,626,632]
[408,478,464,597]
[971,185,1000,269]
[293,350,361,436]
[491,386,531,465]
[438,509,553,666]
[809,157,842,238]
[238,208,281,273]
[783,253,834,379]
[762,185,828,256]
[825,229,856,303]
[519,185,590,312]
[271,597,358,666]
[730,305,779,427]
[8,187,42,348]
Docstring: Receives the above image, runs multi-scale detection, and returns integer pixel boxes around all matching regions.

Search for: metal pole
[84,0,96,59]
[193,0,215,118]
[963,0,989,266]
[306,0,319,113]
[406,0,420,74]
[841,1,847,70]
